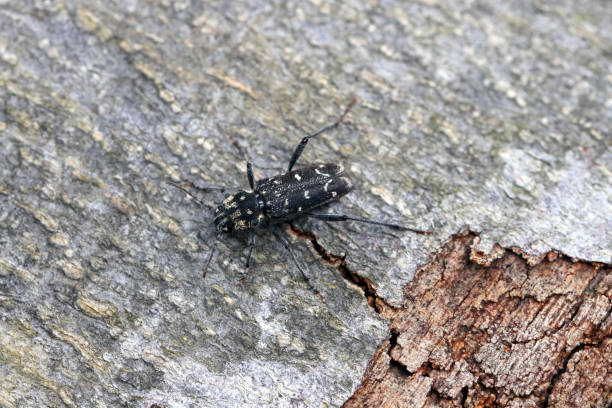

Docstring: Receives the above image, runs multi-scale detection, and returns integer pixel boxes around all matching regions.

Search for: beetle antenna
[165,180,207,207]
[337,96,358,125]
[183,178,226,193]
[287,97,359,172]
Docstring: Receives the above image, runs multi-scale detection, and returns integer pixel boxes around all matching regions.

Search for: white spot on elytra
[332,191,337,197]
[240,195,246,201]
[298,207,302,212]
[273,179,281,184]
[324,180,331,192]
[315,168,330,177]
[294,173,301,181]
[284,199,289,206]
[246,209,253,215]
[304,190,310,199]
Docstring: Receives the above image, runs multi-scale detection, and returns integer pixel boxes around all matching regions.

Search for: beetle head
[214,191,262,233]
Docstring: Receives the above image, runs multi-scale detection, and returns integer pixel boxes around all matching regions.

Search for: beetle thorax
[214,191,263,233]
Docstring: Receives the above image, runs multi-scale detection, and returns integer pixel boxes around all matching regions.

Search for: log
[0,1,610,407]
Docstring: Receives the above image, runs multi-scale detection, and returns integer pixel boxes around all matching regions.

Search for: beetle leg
[305,212,433,234]
[246,162,256,191]
[287,98,357,172]
[237,231,257,286]
[183,178,226,193]
[271,227,319,294]
[203,235,218,279]
[245,230,256,269]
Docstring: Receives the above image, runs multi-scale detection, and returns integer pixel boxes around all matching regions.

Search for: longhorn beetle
[167,98,431,291]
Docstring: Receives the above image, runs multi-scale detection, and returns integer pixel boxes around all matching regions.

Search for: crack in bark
[542,340,602,408]
[388,328,413,376]
[474,377,502,407]
[460,385,469,407]
[288,222,395,315]
[288,222,421,387]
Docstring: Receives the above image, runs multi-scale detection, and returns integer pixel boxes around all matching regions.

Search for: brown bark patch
[344,233,612,408]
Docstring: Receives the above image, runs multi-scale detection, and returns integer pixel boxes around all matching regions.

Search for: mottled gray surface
[0,0,610,407]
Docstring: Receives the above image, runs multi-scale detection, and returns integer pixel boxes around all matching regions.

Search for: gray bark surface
[0,1,610,407]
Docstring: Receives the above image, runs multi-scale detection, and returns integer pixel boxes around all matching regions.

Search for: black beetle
[168,98,431,289]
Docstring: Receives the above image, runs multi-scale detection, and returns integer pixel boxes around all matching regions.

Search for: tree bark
[345,233,612,407]
[0,1,610,407]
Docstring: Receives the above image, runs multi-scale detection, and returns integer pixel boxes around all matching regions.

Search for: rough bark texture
[345,233,612,408]
[0,0,611,407]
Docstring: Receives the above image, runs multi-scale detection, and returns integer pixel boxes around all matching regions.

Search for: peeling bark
[344,233,612,408]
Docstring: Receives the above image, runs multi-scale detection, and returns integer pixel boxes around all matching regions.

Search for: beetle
[167,98,431,289]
